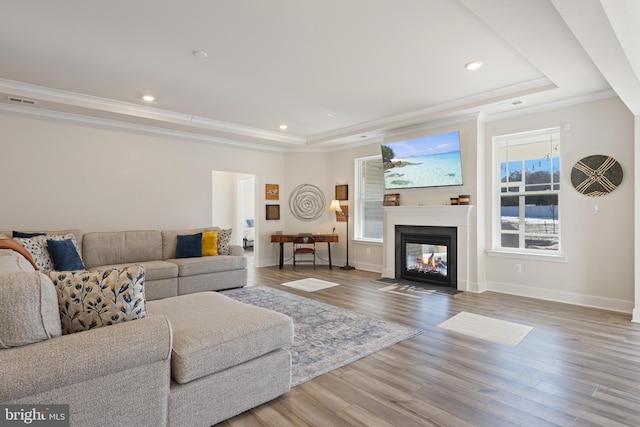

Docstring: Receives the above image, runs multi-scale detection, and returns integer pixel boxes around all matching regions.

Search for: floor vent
[6,95,37,105]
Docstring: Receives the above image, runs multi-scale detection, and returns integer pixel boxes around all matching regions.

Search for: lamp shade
[329,200,343,212]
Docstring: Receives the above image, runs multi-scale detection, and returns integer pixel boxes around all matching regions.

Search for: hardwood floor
[218,263,640,427]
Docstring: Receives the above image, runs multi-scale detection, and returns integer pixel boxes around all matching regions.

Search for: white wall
[237,176,255,244]
[0,113,285,264]
[271,151,334,266]
[380,121,479,207]
[211,171,236,229]
[484,97,635,312]
[635,114,640,321]
[0,96,635,313]
[326,98,635,312]
[327,142,383,270]
[326,119,481,276]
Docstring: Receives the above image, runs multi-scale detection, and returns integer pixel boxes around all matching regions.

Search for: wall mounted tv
[381,131,463,190]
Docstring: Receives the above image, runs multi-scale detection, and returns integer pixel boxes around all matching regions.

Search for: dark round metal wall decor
[570,155,623,197]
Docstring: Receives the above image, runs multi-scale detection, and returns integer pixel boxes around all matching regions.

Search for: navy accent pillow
[47,238,85,271]
[175,233,203,258]
[13,231,46,238]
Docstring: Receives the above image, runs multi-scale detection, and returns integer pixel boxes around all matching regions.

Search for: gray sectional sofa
[0,229,294,427]
[9,227,248,300]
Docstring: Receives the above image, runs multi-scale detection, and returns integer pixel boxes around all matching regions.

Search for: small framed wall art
[335,184,348,201]
[383,193,400,206]
[265,184,279,200]
[266,204,280,220]
[336,204,348,222]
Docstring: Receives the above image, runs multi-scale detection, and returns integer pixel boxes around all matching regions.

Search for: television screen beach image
[381,131,463,189]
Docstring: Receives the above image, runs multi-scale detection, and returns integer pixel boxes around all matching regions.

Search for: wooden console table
[271,234,338,269]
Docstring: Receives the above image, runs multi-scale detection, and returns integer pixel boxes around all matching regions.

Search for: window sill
[353,238,383,246]
[486,250,567,263]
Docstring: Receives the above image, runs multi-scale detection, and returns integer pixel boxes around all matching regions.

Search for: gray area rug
[222,286,422,386]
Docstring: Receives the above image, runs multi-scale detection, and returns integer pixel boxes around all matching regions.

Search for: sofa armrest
[229,245,245,256]
[0,315,172,402]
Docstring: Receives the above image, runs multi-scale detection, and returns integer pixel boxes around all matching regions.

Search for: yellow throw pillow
[202,231,219,256]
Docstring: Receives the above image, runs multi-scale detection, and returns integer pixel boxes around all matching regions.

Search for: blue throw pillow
[176,233,203,258]
[47,238,85,271]
[13,231,45,238]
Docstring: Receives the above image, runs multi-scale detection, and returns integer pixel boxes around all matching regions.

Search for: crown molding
[0,78,306,147]
[483,89,618,122]
[0,78,618,154]
[0,102,290,153]
[304,77,557,145]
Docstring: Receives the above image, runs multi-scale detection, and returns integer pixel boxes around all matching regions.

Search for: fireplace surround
[383,205,472,291]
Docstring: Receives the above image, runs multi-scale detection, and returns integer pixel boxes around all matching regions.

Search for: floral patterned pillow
[15,234,81,272]
[217,229,232,255]
[49,265,147,335]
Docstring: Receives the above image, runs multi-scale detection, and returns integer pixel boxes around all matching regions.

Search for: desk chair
[293,235,316,270]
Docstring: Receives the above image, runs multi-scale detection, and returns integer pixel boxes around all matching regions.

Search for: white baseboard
[352,261,382,274]
[463,280,488,293]
[254,258,278,268]
[487,280,633,314]
[632,308,640,323]
[253,258,341,269]
[381,268,394,278]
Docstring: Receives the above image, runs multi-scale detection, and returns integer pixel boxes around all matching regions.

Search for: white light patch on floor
[438,311,533,347]
[281,278,340,292]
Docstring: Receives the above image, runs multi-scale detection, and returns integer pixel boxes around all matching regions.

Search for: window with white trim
[355,155,384,241]
[495,128,561,252]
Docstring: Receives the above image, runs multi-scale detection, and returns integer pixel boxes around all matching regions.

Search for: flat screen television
[381,131,463,189]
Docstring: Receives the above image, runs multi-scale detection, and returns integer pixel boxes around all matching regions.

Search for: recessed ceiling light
[465,61,483,70]
[192,50,208,59]
[141,95,155,102]
[279,124,288,130]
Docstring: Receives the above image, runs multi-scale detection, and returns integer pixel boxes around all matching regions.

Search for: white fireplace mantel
[382,205,473,291]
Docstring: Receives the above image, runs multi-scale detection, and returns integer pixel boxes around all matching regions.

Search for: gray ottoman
[147,291,294,426]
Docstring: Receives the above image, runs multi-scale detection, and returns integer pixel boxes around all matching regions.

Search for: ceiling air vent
[6,95,37,105]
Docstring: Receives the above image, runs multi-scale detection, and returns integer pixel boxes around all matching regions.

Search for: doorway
[212,171,256,266]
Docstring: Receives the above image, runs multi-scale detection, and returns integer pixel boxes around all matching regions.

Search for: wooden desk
[271,234,339,269]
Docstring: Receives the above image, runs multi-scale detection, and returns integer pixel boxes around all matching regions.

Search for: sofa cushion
[82,230,162,268]
[161,227,219,260]
[15,234,81,272]
[0,229,84,253]
[176,233,202,258]
[202,231,218,256]
[0,240,38,270]
[0,272,62,348]
[12,231,45,238]
[169,255,247,277]
[88,260,178,282]
[47,238,85,271]
[0,249,37,272]
[217,229,233,255]
[49,265,147,335]
[147,291,293,384]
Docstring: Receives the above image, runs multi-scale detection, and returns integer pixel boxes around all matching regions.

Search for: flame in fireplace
[411,251,447,277]
[427,253,436,267]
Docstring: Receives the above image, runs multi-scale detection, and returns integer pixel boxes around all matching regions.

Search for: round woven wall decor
[289,184,326,221]
[570,155,623,197]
